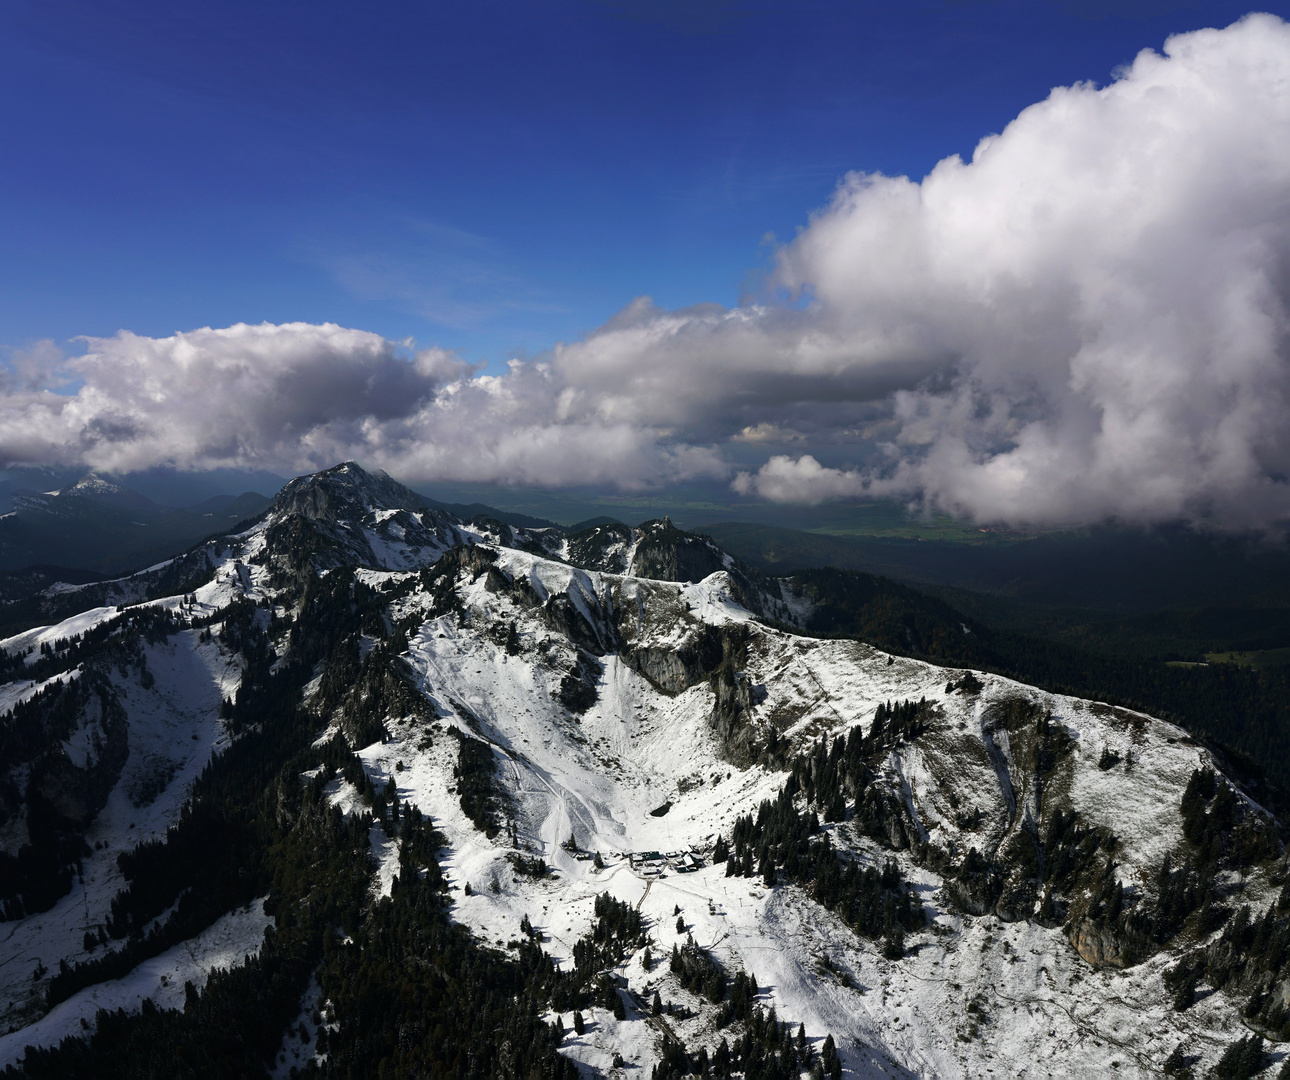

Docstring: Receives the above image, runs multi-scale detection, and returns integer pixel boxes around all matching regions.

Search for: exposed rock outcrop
[1069,918,1131,969]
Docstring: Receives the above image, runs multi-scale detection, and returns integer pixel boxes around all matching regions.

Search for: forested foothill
[0,604,209,924]
[3,563,580,1078]
[0,480,273,581]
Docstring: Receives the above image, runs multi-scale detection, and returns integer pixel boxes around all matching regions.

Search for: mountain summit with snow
[271,462,430,522]
[0,462,1287,1078]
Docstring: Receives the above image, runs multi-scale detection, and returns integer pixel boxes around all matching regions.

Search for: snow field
[0,899,272,1070]
[1,500,1278,1078]
[353,550,1277,1077]
[0,628,246,1043]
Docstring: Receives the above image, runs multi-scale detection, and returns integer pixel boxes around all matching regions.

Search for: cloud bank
[4,14,1290,526]
[746,12,1290,528]
[0,321,726,489]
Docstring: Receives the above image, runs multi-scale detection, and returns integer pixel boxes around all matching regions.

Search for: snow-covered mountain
[0,462,1286,1078]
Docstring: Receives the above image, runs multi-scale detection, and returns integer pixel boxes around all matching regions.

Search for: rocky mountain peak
[59,473,159,513]
[270,461,429,524]
[68,472,122,495]
[629,517,733,584]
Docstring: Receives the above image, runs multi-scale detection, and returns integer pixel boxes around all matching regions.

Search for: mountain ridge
[0,461,1286,1078]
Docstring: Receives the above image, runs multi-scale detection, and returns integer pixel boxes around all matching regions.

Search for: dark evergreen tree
[1213,1032,1265,1079]
[822,1032,842,1080]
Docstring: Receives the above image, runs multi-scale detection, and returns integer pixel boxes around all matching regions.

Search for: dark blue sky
[2,0,1286,369]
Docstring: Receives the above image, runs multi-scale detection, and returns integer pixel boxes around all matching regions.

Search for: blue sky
[5,2,1290,529]
[2,0,1281,368]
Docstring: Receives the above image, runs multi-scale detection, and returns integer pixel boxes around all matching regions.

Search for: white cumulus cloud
[4,15,1290,526]
[0,321,727,489]
[733,455,867,502]
[743,13,1290,527]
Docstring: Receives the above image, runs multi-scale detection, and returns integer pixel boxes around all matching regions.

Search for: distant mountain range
[0,472,273,577]
[697,519,1290,612]
[698,520,1290,662]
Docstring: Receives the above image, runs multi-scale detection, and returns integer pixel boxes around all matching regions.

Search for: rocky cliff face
[270,461,429,521]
